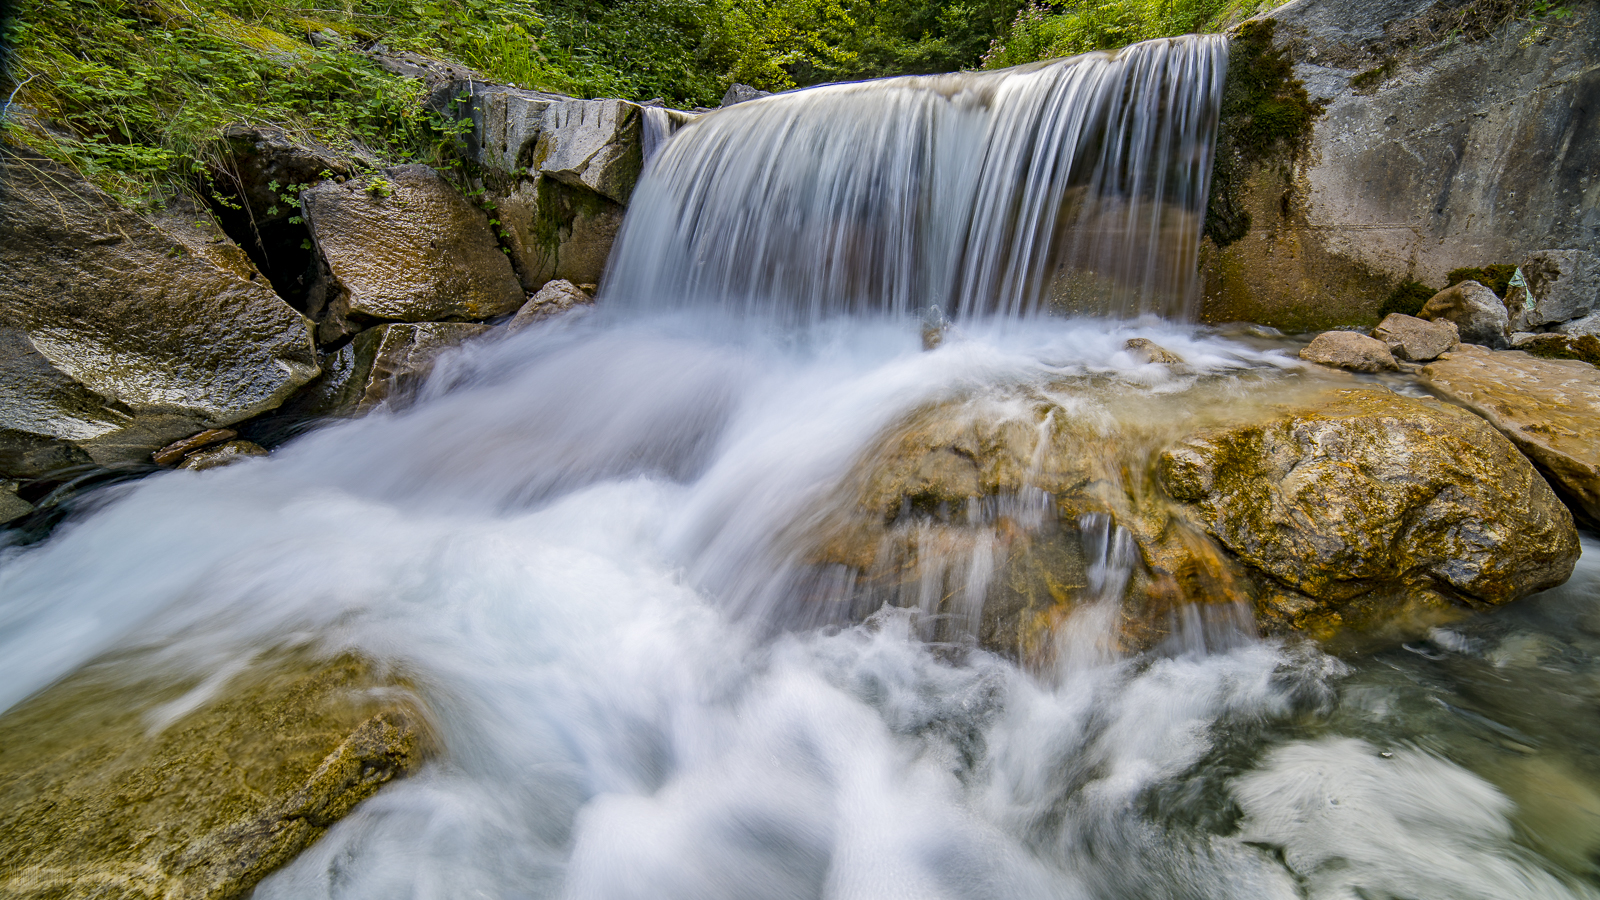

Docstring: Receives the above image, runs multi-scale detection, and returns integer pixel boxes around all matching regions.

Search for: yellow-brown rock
[0,656,426,900]
[1422,346,1600,523]
[799,376,1580,657]
[1159,387,1578,637]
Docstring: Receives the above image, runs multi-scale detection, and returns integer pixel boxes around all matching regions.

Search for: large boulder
[0,656,423,900]
[1201,2,1600,330]
[1423,346,1600,523]
[301,165,523,342]
[465,86,645,205]
[1159,387,1577,635]
[1299,330,1399,372]
[799,377,1578,656]
[0,153,319,478]
[1418,280,1510,348]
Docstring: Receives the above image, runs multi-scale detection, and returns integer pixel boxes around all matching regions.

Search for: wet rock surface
[803,375,1580,657]
[0,656,425,900]
[302,164,523,339]
[178,439,270,471]
[506,280,593,333]
[0,152,319,480]
[1423,346,1600,523]
[1161,387,1578,635]
[1418,281,1510,349]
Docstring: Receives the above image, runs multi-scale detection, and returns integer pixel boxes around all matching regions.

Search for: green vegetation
[1379,280,1439,319]
[979,0,1271,68]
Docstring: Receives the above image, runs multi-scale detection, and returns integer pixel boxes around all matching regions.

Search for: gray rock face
[0,153,319,477]
[1514,250,1599,331]
[506,280,593,333]
[1558,312,1600,338]
[1419,281,1509,349]
[1372,313,1458,361]
[286,323,490,418]
[496,177,626,291]
[1201,1,1600,330]
[1299,330,1399,372]
[464,87,644,205]
[302,165,523,340]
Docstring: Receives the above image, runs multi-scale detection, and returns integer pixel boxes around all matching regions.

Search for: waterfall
[606,36,1228,324]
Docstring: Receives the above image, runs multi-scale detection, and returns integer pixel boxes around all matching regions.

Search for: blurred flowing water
[3,37,1600,900]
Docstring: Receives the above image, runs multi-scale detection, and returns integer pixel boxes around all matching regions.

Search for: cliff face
[1201,0,1600,330]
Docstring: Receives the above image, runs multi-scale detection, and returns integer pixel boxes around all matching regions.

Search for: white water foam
[2,314,1593,900]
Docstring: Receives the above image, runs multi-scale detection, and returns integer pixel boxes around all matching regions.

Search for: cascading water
[607,36,1227,322]
[3,36,1599,900]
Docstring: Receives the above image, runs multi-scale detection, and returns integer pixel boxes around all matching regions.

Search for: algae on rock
[0,656,426,900]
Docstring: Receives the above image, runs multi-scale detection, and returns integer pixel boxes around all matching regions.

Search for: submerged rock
[801,375,1578,657]
[153,429,238,466]
[1418,281,1510,349]
[0,152,319,480]
[302,165,523,341]
[177,439,269,471]
[0,655,425,900]
[0,482,32,526]
[1372,313,1458,362]
[1423,347,1600,523]
[1124,337,1184,365]
[1299,331,1399,372]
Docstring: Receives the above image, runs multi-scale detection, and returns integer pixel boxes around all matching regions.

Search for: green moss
[1446,264,1518,297]
[1349,60,1395,94]
[1203,19,1328,249]
[1378,280,1438,319]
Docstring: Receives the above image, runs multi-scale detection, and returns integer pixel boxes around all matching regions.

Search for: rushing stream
[3,35,1600,900]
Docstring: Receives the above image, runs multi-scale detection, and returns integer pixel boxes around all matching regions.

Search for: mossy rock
[795,375,1580,658]
[0,655,427,900]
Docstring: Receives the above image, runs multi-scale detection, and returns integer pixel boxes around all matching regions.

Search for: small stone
[1300,331,1400,372]
[1418,280,1510,348]
[177,440,269,471]
[506,279,594,334]
[1124,338,1185,365]
[1372,313,1458,361]
[152,429,238,466]
[721,83,773,107]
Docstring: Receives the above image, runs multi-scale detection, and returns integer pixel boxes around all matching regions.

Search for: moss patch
[1379,280,1439,318]
[1447,264,1518,297]
[1203,18,1329,249]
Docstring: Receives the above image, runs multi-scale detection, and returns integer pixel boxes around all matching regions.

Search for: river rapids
[3,35,1600,900]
